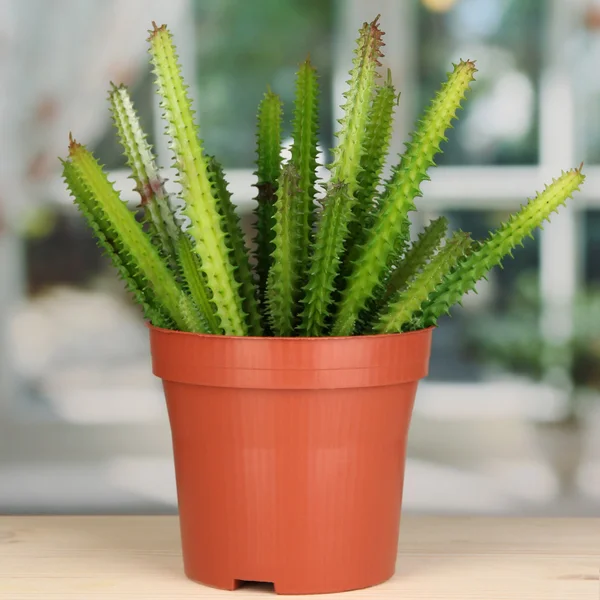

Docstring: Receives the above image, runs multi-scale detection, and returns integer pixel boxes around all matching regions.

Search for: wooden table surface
[0,516,598,599]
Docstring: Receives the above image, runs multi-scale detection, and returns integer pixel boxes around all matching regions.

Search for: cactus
[208,157,263,335]
[332,60,477,336]
[109,84,179,261]
[62,159,172,330]
[300,16,384,336]
[266,165,302,336]
[421,167,586,327]
[253,88,284,315]
[109,83,219,333]
[376,231,471,334]
[176,235,221,334]
[383,216,449,302]
[149,22,247,336]
[336,71,398,302]
[348,69,397,248]
[358,216,448,332]
[290,58,320,281]
[63,18,586,340]
[63,139,203,332]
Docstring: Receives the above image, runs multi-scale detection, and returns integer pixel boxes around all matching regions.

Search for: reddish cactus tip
[363,14,385,65]
[68,133,82,154]
[578,161,584,174]
[369,15,384,42]
[460,59,477,72]
[148,21,167,40]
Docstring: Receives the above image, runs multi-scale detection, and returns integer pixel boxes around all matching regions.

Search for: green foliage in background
[192,0,333,168]
[466,272,600,392]
[62,17,585,337]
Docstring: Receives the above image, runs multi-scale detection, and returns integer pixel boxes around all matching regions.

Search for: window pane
[584,210,600,283]
[417,0,545,165]
[192,0,334,168]
[579,11,600,164]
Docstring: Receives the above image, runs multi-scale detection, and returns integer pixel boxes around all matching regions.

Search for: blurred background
[1,0,600,516]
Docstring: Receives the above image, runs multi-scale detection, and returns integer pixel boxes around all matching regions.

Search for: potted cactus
[62,17,585,595]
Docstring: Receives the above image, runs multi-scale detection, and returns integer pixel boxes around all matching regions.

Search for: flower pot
[149,325,432,595]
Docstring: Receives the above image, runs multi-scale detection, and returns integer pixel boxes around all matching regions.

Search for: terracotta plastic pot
[149,325,432,595]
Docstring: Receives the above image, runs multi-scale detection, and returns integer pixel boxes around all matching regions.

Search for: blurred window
[13,0,597,392]
[4,0,600,513]
[191,0,334,168]
[418,0,545,165]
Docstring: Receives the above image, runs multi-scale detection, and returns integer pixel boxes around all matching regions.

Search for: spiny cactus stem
[149,24,247,335]
[332,60,477,337]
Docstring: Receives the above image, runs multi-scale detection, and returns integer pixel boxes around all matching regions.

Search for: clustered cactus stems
[63,18,586,338]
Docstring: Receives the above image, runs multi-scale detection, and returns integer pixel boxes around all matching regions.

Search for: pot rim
[148,323,434,388]
[147,322,435,342]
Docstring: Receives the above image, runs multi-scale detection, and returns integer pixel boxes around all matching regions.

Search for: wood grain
[0,516,598,599]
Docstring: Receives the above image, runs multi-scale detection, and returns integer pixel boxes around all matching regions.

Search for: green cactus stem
[357,216,448,332]
[421,167,586,327]
[178,291,206,334]
[349,69,397,245]
[290,58,320,281]
[149,22,247,336]
[62,159,174,329]
[208,157,263,335]
[109,82,220,333]
[176,235,221,333]
[64,139,203,332]
[337,72,398,302]
[376,231,472,333]
[332,60,476,337]
[266,165,303,336]
[300,16,384,337]
[384,216,448,301]
[252,88,283,313]
[109,84,179,258]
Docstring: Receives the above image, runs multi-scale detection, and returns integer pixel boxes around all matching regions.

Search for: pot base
[185,568,394,595]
